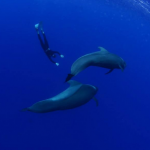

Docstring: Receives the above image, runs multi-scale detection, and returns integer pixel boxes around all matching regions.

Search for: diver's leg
[39,22,49,48]
[42,31,49,49]
[37,34,45,50]
[35,23,45,50]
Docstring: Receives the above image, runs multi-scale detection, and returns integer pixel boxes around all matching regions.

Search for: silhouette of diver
[35,22,64,66]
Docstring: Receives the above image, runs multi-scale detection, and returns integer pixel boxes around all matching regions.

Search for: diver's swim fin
[65,74,74,82]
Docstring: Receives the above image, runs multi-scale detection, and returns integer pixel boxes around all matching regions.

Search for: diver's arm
[53,51,64,58]
[48,57,59,66]
[53,51,61,55]
[49,57,56,64]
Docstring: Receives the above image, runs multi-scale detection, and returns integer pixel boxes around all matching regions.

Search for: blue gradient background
[0,0,150,149]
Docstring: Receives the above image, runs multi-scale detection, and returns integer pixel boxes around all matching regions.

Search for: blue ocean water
[0,0,150,149]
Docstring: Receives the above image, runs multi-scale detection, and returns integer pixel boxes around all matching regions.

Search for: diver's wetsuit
[37,32,61,64]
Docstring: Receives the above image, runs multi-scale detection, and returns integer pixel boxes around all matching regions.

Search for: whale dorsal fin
[67,80,81,86]
[98,47,108,52]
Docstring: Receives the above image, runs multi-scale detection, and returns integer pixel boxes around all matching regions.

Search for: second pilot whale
[65,47,126,82]
[22,80,98,113]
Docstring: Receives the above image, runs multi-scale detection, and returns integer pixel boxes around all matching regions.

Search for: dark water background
[0,0,150,149]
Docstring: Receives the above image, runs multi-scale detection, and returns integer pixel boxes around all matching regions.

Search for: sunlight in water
[132,0,150,14]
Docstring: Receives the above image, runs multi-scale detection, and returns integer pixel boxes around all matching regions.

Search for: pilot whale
[22,80,98,113]
[65,47,126,82]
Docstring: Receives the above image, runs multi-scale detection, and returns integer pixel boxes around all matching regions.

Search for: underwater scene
[0,0,150,149]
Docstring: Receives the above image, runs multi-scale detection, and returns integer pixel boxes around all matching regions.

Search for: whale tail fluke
[65,74,74,82]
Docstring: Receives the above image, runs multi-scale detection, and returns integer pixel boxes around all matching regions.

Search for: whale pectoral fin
[105,69,113,75]
[93,97,98,106]
[65,74,74,82]
[119,65,124,72]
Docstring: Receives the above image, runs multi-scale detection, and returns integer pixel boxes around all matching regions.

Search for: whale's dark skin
[22,80,98,113]
[65,47,126,82]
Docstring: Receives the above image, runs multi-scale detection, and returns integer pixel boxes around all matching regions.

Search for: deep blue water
[0,0,150,149]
